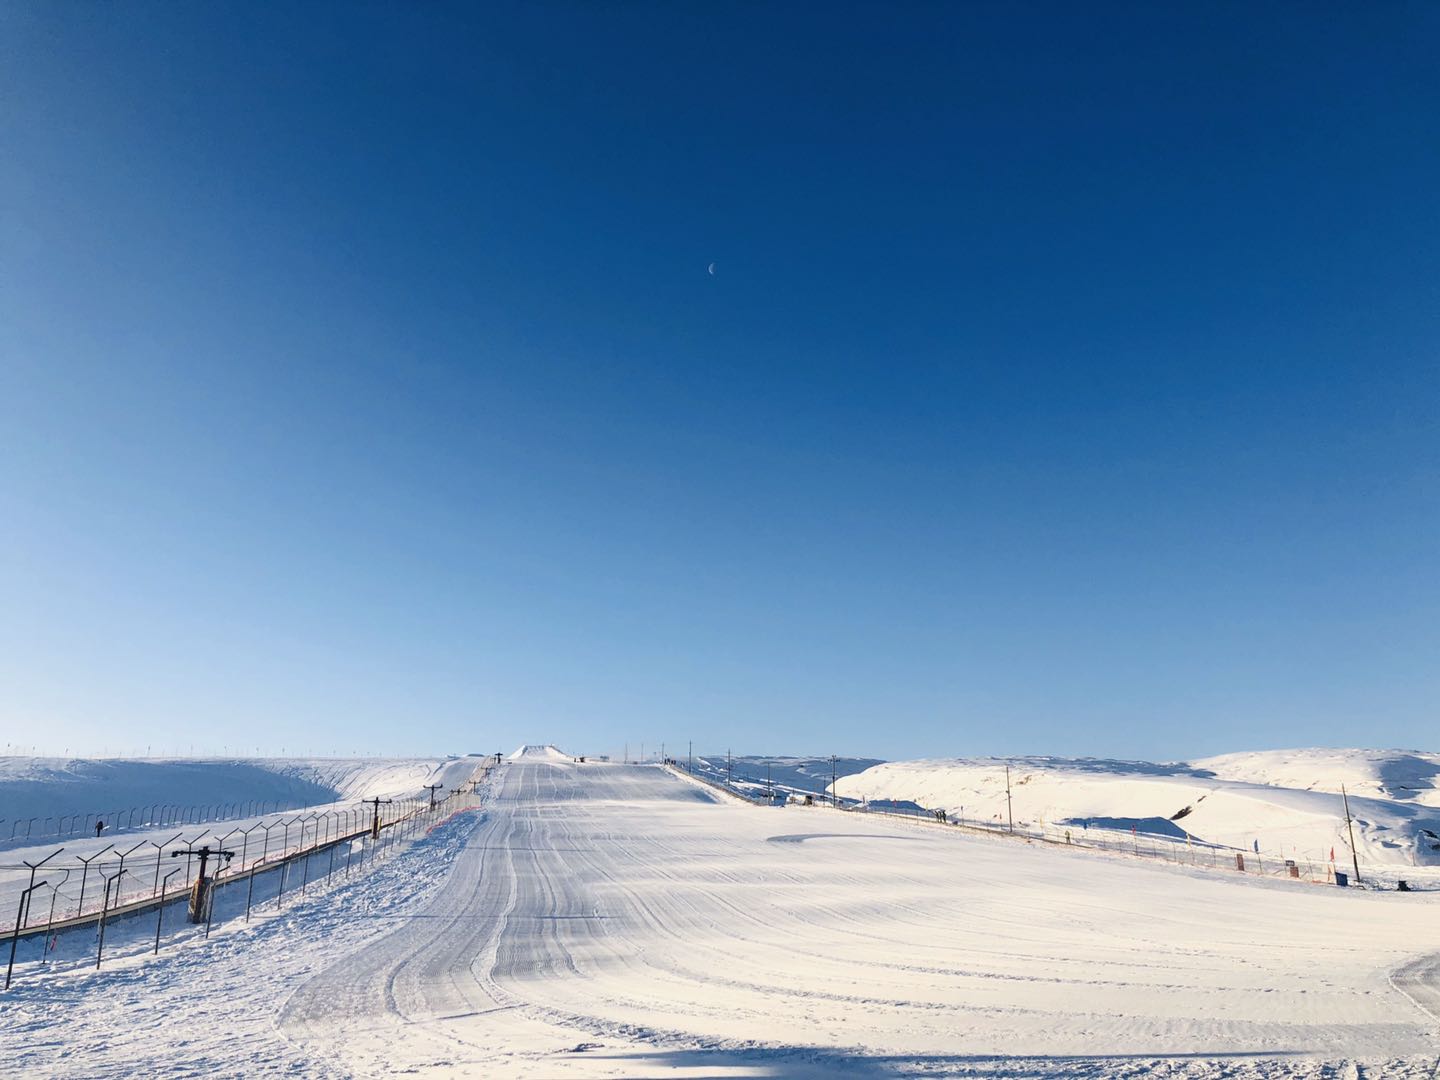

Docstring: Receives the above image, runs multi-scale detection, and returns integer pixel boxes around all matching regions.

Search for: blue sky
[1,3,1436,761]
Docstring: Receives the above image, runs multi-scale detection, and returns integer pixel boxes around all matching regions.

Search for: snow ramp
[506,744,573,763]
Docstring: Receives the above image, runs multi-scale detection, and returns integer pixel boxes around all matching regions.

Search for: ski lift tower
[171,844,234,923]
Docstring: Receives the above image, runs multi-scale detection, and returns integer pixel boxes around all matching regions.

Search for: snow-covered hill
[0,756,461,827]
[837,749,1440,868]
[8,757,1439,1078]
[691,754,883,800]
[1195,748,1440,805]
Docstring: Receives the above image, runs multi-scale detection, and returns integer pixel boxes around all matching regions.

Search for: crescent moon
[707,262,716,275]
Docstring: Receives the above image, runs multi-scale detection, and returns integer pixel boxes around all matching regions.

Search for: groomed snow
[507,744,576,763]
[5,758,1438,1077]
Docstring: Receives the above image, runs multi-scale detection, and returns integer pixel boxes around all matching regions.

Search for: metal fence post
[156,868,181,953]
[245,862,258,922]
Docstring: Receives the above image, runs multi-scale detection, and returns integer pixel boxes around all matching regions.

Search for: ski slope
[5,755,1438,1077]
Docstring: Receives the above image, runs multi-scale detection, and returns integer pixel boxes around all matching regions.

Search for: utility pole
[1005,764,1014,834]
[688,741,692,773]
[1341,783,1362,885]
[422,784,444,811]
[830,754,838,808]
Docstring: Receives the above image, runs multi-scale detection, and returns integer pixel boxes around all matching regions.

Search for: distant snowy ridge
[837,748,1440,868]
[1194,747,1440,805]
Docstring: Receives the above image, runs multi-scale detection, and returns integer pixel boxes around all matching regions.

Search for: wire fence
[1,798,318,846]
[665,761,1436,893]
[2,759,502,992]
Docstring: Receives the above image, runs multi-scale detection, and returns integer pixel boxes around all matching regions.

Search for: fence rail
[3,760,501,991]
[663,762,1427,892]
[1,798,318,846]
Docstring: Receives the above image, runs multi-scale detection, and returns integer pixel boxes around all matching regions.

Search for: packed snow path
[5,758,1439,1077]
[278,759,1439,1077]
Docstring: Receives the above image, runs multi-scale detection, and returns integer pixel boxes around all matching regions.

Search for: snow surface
[5,757,1439,1077]
[508,743,577,763]
[0,757,478,920]
[838,749,1440,869]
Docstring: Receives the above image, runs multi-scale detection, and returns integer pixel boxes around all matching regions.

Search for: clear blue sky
[1,3,1435,762]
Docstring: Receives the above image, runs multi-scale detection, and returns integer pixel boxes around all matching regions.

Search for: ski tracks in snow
[275,761,1440,1079]
[8,760,1440,1078]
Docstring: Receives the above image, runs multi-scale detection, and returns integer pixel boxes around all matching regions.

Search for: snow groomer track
[280,754,1440,1078]
[8,752,1440,1078]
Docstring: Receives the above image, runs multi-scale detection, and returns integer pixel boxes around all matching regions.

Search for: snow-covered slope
[263,758,472,801]
[691,755,883,799]
[1196,747,1440,806]
[838,749,1440,868]
[7,759,1439,1078]
[0,756,460,826]
[507,744,573,763]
